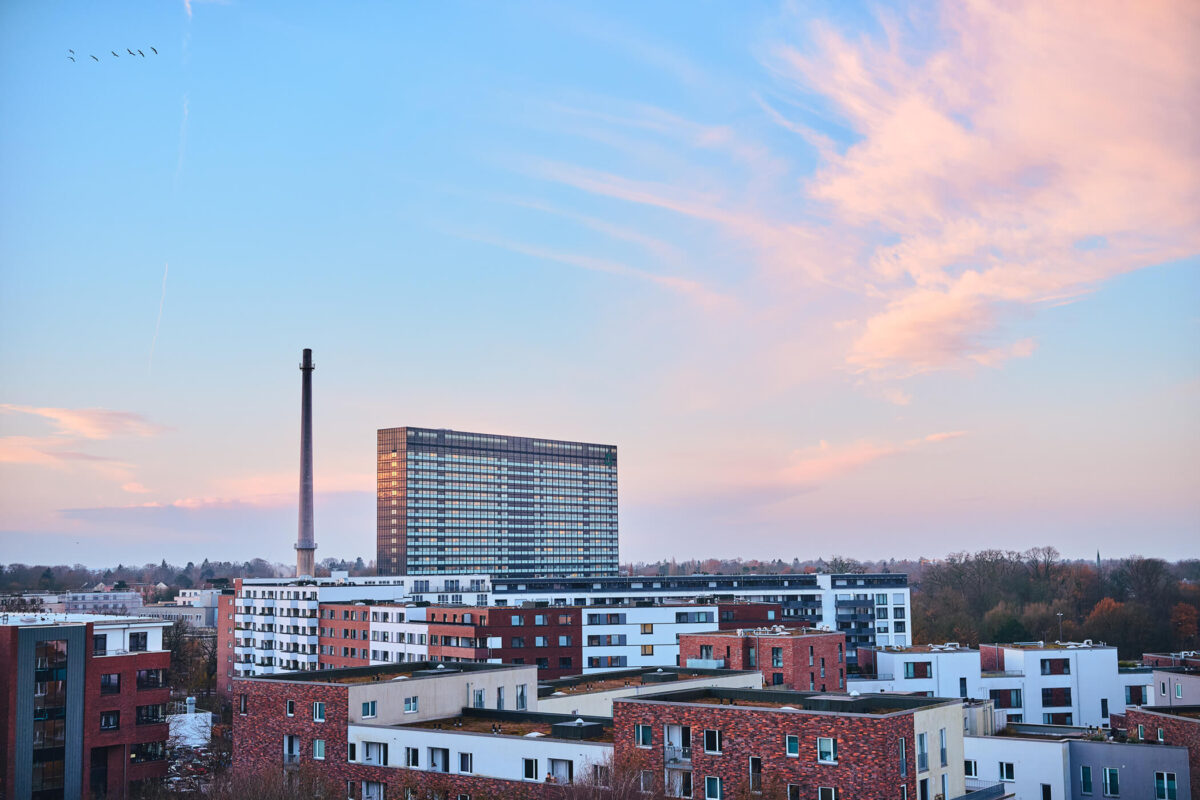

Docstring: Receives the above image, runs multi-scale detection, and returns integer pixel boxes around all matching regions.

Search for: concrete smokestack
[295,348,317,577]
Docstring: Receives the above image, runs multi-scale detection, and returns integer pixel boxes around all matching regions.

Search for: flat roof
[0,612,170,628]
[996,641,1115,650]
[400,710,613,742]
[867,644,976,654]
[237,660,532,685]
[695,627,840,638]
[616,687,959,715]
[1135,705,1200,721]
[539,666,759,696]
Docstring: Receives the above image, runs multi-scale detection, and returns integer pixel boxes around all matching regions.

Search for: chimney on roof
[295,348,317,578]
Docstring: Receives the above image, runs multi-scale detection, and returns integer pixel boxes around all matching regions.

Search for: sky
[0,0,1197,568]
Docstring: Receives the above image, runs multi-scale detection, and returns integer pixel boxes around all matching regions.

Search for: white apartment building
[579,604,764,673]
[852,641,1154,728]
[368,604,431,665]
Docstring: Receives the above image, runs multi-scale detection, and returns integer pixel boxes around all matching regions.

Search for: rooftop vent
[550,719,606,740]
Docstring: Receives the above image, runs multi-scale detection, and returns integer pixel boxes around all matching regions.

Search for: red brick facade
[319,603,372,669]
[217,591,237,695]
[1120,707,1200,800]
[1143,653,1200,668]
[715,603,787,630]
[679,630,846,690]
[612,696,916,799]
[83,639,171,799]
[232,677,351,773]
[425,606,583,680]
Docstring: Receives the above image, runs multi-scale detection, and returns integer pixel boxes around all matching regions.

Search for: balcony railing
[685,658,725,669]
[283,753,300,766]
[849,673,893,681]
[958,779,1008,799]
[749,773,763,793]
[981,670,1024,678]
[917,752,929,772]
[664,745,692,764]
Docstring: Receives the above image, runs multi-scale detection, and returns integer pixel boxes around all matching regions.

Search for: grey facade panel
[15,624,86,800]
[1068,739,1190,800]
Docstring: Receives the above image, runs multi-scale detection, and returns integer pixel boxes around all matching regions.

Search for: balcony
[958,779,1008,799]
[685,658,725,669]
[981,670,1024,678]
[849,673,894,681]
[665,745,692,764]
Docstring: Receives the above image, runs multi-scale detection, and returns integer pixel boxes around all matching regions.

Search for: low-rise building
[679,626,846,690]
[853,640,1153,727]
[1152,670,1200,707]
[0,612,171,800]
[1112,705,1200,800]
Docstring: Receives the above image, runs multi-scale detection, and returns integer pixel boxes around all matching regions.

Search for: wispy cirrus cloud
[0,404,164,440]
[770,0,1200,377]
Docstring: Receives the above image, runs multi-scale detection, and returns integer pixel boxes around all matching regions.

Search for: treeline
[0,555,377,596]
[913,548,1199,658]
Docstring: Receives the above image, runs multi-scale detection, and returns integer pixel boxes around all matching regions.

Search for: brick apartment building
[1144,652,1200,669]
[678,627,846,690]
[0,613,171,800]
[1112,705,1200,800]
[319,602,373,669]
[216,591,236,695]
[612,687,967,800]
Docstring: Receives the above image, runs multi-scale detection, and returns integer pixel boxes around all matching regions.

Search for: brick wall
[83,628,171,800]
[217,592,236,695]
[1122,708,1200,800]
[612,697,917,798]
[344,763,559,800]
[979,645,1004,672]
[232,677,350,774]
[679,631,846,690]
[425,606,583,680]
[715,603,785,630]
[319,603,372,669]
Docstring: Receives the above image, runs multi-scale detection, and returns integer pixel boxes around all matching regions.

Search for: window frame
[704,728,723,754]
[785,734,800,757]
[817,736,838,764]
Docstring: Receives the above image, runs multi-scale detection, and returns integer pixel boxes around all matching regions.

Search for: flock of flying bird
[67,47,158,62]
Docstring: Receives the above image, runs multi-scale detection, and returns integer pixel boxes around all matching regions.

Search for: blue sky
[1,0,1197,567]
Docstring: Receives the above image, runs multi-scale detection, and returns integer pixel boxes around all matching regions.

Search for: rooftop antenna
[295,349,317,578]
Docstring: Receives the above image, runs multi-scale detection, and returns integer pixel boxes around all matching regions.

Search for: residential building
[612,687,971,800]
[853,640,1154,727]
[964,722,1192,800]
[376,426,619,578]
[1152,671,1200,707]
[679,626,846,690]
[219,572,908,687]
[0,613,171,800]
[1144,652,1200,669]
[1112,705,1200,800]
[63,592,144,616]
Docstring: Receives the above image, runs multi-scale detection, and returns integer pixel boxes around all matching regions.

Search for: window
[1102,767,1119,797]
[473,689,485,708]
[511,636,525,648]
[1000,762,1015,782]
[405,747,419,767]
[640,770,655,793]
[1101,698,1109,718]
[817,737,838,764]
[899,737,908,777]
[93,634,107,655]
[788,787,802,800]
[100,710,120,731]
[535,637,548,648]
[286,700,295,717]
[404,696,418,713]
[785,734,799,757]
[129,632,148,652]
[939,728,947,767]
[904,661,932,679]
[136,704,165,725]
[496,686,504,710]
[772,647,783,667]
[534,614,547,626]
[460,752,473,773]
[1155,771,1177,800]
[642,645,655,656]
[523,758,538,780]
[511,615,524,626]
[312,702,325,722]
[917,732,929,772]
[705,776,723,799]
[516,684,528,711]
[704,729,722,754]
[641,623,654,634]
[313,739,325,760]
[1176,684,1183,699]
[238,694,247,714]
[817,789,835,800]
[1157,728,1164,743]
[559,635,572,647]
[100,673,120,695]
[1082,765,1093,795]
[965,760,977,777]
[362,701,377,719]
[636,724,653,747]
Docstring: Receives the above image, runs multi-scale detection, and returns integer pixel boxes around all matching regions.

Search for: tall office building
[376,427,618,577]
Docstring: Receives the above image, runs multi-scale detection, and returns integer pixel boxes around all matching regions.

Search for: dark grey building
[376,427,618,578]
[1068,739,1190,800]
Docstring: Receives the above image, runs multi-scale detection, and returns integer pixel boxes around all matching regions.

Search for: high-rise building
[376,427,618,578]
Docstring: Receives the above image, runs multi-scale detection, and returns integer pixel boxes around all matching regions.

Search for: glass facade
[377,427,618,578]
[32,639,68,800]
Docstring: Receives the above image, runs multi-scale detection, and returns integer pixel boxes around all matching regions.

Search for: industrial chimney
[295,348,317,577]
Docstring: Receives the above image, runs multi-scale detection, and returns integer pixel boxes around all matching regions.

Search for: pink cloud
[771,0,1200,376]
[0,404,164,440]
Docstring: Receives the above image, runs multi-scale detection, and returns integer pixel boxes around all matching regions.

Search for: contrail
[149,263,169,374]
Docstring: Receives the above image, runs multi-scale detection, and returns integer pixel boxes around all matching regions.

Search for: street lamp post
[1056,612,1064,642]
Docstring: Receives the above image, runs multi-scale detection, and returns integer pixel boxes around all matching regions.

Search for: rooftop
[539,666,760,697]
[693,626,840,638]
[1136,705,1200,722]
[617,687,960,716]
[0,612,170,628]
[867,643,976,654]
[237,661,533,685]
[996,640,1114,651]
[401,709,613,742]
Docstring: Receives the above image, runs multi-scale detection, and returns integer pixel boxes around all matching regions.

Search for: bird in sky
[111,51,119,57]
[68,56,75,61]
[90,55,99,61]
[127,48,135,56]
[138,49,145,57]
[150,47,157,55]
[68,49,74,54]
